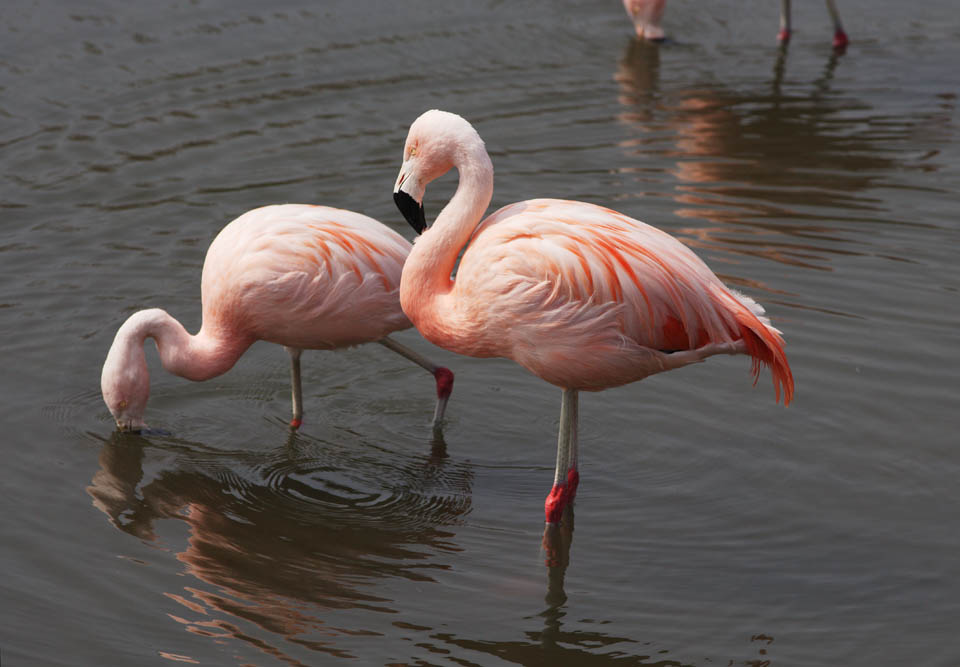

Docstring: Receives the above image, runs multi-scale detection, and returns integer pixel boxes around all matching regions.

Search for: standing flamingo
[392,110,793,525]
[101,204,454,432]
[623,0,849,50]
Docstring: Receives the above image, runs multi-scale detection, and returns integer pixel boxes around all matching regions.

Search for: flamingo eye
[119,399,128,409]
[409,146,418,157]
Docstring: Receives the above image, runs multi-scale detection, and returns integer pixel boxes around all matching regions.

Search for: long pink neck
[399,148,493,350]
[120,309,250,382]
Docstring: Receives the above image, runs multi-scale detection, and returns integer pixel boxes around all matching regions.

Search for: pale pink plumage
[393,110,793,525]
[622,0,666,41]
[101,204,453,432]
[201,205,409,349]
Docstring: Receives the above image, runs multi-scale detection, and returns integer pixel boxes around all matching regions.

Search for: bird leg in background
[286,346,303,429]
[781,0,849,50]
[778,0,792,43]
[826,0,849,51]
[378,336,454,431]
[545,388,579,525]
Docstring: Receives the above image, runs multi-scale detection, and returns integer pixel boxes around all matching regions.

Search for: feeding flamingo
[392,110,793,525]
[101,204,454,432]
[623,0,849,50]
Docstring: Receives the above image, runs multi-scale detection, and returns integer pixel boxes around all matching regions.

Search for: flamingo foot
[832,29,849,52]
[545,468,580,525]
[777,28,792,44]
[434,367,454,400]
[431,367,454,432]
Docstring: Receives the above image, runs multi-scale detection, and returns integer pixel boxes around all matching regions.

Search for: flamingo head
[393,109,486,235]
[101,327,150,432]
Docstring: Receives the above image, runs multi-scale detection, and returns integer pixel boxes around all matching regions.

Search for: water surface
[2,0,959,664]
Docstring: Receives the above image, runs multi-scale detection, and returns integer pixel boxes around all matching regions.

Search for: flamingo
[392,110,793,525]
[623,0,849,50]
[101,204,454,432]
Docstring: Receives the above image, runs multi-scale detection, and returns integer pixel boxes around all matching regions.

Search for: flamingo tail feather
[723,289,795,405]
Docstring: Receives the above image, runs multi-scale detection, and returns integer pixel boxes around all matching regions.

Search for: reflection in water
[434,520,695,666]
[87,430,471,662]
[450,512,691,666]
[88,434,692,664]
[614,39,941,278]
[541,512,574,647]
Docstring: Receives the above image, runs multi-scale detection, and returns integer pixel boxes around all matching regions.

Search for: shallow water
[3,0,959,665]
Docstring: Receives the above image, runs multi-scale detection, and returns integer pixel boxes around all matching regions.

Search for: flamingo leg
[286,346,303,429]
[378,336,454,432]
[778,0,792,43]
[825,0,849,50]
[545,388,579,525]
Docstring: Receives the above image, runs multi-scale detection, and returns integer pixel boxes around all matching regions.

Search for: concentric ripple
[86,427,472,610]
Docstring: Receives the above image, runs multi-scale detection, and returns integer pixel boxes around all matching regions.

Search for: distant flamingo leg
[286,346,304,429]
[778,0,792,43]
[378,336,454,432]
[781,0,849,49]
[545,389,579,525]
[826,0,849,50]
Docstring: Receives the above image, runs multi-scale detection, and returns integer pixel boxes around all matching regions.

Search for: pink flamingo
[392,110,793,525]
[101,204,454,432]
[623,0,849,50]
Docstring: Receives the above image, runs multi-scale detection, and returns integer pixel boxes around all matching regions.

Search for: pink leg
[778,0,792,43]
[379,336,454,431]
[286,346,303,429]
[826,0,848,51]
[545,388,579,525]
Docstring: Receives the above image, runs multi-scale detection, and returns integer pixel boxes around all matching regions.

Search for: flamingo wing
[203,205,413,349]
[456,199,792,401]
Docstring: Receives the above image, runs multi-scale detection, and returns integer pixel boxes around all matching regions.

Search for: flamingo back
[454,199,793,401]
[201,205,412,350]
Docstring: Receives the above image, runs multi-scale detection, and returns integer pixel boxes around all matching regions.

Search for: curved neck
[120,309,248,382]
[400,147,494,311]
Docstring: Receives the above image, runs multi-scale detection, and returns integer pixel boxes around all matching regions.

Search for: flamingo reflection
[614,38,891,276]
[424,514,695,665]
[87,430,471,662]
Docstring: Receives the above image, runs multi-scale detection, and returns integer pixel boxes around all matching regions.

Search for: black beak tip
[394,191,426,235]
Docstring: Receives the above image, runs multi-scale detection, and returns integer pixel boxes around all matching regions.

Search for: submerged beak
[394,160,427,235]
[116,420,145,434]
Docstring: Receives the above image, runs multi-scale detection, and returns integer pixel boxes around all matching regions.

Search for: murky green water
[2,0,959,664]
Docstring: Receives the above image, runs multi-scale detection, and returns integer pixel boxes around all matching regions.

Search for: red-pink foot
[544,469,580,524]
[833,29,849,52]
[777,28,791,44]
[434,367,454,400]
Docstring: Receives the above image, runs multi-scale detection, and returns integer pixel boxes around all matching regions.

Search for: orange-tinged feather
[719,290,794,405]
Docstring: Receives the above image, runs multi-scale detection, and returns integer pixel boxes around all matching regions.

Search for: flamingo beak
[394,190,426,235]
[394,160,427,234]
